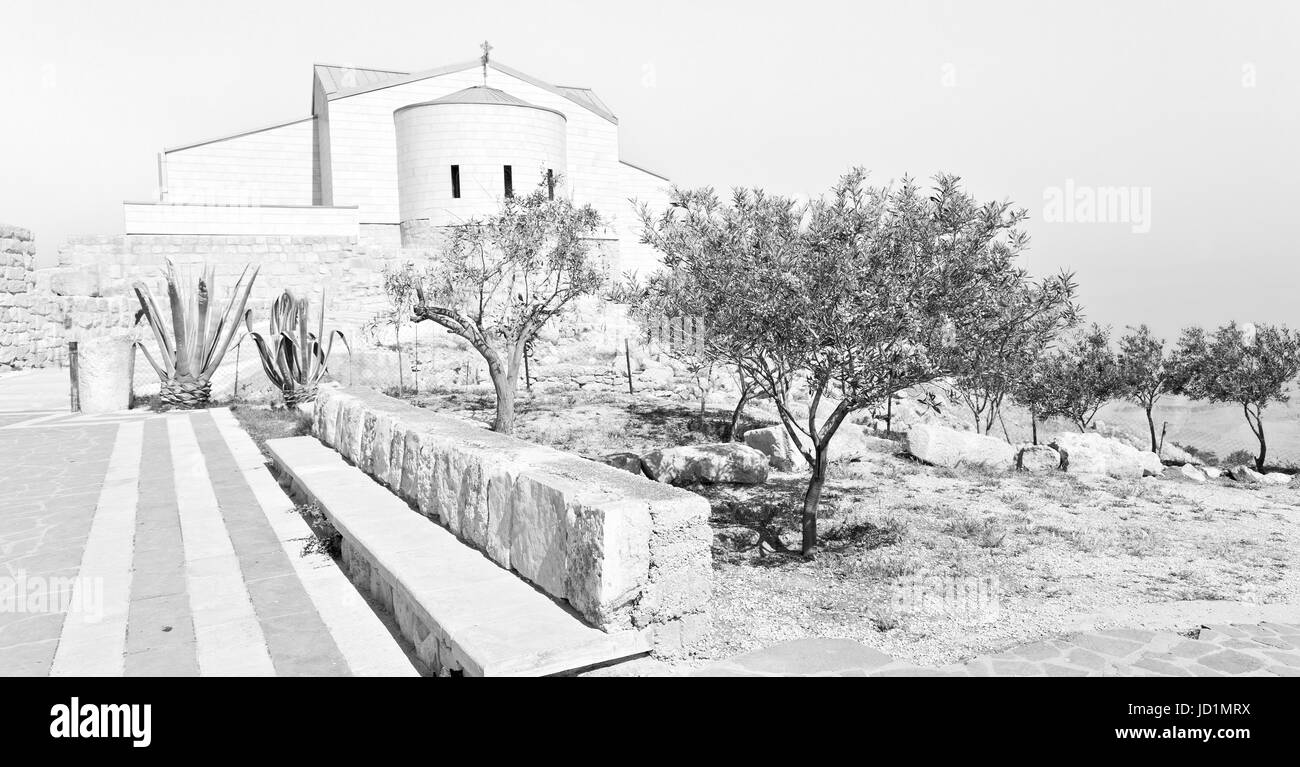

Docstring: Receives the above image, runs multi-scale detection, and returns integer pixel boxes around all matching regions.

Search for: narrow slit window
[504,165,513,198]
[546,169,554,200]
[450,165,461,199]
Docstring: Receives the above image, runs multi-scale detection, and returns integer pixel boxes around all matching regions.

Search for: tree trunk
[801,449,828,558]
[1146,405,1158,453]
[884,397,892,433]
[726,384,751,441]
[488,345,524,435]
[489,366,515,434]
[1254,409,1267,472]
[1031,417,1038,446]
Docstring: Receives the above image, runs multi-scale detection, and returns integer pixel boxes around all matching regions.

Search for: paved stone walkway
[0,370,416,676]
[693,623,1300,677]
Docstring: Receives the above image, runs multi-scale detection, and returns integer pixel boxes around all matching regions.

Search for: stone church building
[125,49,672,275]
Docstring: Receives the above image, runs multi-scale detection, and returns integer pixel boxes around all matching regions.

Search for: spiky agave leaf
[165,261,190,377]
[296,295,311,379]
[192,266,211,379]
[131,281,175,378]
[131,339,168,380]
[201,264,259,377]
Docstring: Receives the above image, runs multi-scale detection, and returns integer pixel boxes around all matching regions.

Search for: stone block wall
[13,228,727,404]
[0,226,65,370]
[312,385,712,651]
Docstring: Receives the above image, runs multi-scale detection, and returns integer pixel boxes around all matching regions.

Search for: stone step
[266,435,652,676]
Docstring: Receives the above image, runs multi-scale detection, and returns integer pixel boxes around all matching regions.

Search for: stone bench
[267,436,654,676]
[310,385,712,651]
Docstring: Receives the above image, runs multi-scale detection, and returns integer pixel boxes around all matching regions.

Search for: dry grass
[230,404,313,458]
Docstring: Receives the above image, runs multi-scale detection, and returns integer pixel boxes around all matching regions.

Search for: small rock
[1176,463,1207,483]
[1262,472,1293,486]
[1017,445,1061,472]
[1202,466,1223,479]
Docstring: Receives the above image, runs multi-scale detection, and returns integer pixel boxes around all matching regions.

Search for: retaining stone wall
[312,385,712,651]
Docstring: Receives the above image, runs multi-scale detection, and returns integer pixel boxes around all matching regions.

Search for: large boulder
[743,423,900,471]
[1173,463,1208,483]
[1228,465,1266,483]
[642,444,769,486]
[906,424,1016,470]
[742,426,798,471]
[826,426,902,462]
[1263,472,1294,486]
[599,452,644,476]
[1051,432,1163,478]
[1017,445,1061,473]
[1159,442,1203,466]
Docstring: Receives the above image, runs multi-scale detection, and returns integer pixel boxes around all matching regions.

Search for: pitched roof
[315,59,618,124]
[313,64,411,96]
[554,86,613,118]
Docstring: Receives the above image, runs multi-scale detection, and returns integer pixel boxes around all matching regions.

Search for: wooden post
[233,337,241,401]
[625,339,634,395]
[68,341,80,413]
[127,342,137,409]
[524,348,531,391]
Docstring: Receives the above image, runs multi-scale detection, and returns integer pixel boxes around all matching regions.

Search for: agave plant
[132,261,259,409]
[244,290,348,409]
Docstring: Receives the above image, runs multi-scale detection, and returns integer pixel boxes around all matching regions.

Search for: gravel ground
[686,456,1300,669]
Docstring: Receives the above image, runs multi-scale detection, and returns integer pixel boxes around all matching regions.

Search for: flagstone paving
[0,369,417,676]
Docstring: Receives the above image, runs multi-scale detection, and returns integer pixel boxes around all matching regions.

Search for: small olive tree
[951,273,1079,436]
[407,180,607,434]
[1037,324,1122,432]
[1011,352,1056,445]
[1176,322,1300,471]
[640,170,1046,557]
[1116,324,1187,452]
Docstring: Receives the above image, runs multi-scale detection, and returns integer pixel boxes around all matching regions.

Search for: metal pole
[68,341,80,413]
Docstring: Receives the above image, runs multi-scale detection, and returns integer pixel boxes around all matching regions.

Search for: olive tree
[1116,324,1187,452]
[950,273,1079,436]
[1037,324,1122,432]
[1011,352,1056,445]
[1176,322,1300,471]
[640,170,1046,557]
[406,181,607,434]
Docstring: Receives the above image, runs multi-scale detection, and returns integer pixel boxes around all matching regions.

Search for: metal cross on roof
[480,40,492,85]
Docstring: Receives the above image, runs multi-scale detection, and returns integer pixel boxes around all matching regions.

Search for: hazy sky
[3,0,1297,338]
